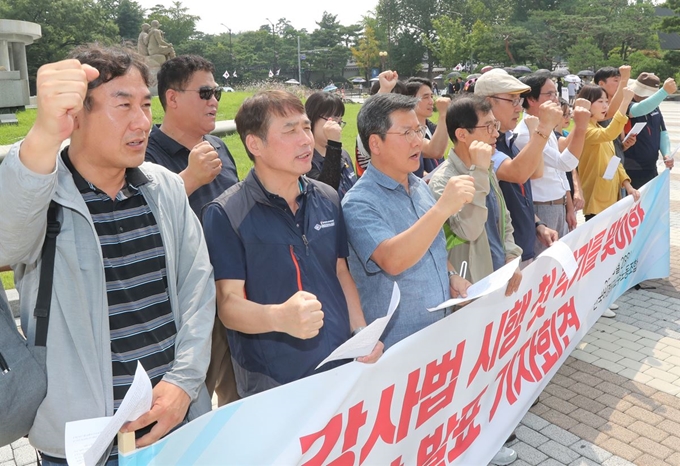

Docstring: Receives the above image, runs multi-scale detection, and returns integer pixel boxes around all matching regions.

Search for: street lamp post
[379,51,388,72]
[266,18,278,75]
[220,23,233,74]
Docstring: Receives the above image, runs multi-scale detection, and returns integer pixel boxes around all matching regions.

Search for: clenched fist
[378,70,399,93]
[434,96,451,115]
[663,78,677,95]
[34,59,100,145]
[322,118,342,143]
[274,291,324,339]
[537,101,563,130]
[469,140,493,171]
[572,106,591,130]
[182,140,222,193]
[437,175,475,217]
[573,98,591,111]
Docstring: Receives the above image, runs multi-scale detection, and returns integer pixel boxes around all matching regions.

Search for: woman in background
[305,91,357,199]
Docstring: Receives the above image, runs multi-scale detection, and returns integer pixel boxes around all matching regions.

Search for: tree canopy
[1,0,674,89]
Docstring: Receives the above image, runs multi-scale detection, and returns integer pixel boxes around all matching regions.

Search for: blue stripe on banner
[619,169,670,292]
[118,403,243,466]
[175,405,242,465]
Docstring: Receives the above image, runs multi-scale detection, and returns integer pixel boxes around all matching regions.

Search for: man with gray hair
[342,93,474,349]
[342,91,519,466]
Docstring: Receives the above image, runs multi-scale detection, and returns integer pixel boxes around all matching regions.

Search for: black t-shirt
[145,125,239,218]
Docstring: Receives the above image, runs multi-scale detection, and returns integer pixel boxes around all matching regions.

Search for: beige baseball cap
[475,69,531,96]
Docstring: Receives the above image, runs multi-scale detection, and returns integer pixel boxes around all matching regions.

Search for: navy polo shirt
[624,105,666,172]
[202,170,351,396]
[145,125,239,217]
[493,131,535,262]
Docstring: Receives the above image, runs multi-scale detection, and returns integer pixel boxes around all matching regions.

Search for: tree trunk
[504,36,516,64]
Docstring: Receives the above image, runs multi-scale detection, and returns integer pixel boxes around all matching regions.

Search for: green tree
[351,25,381,79]
[567,37,605,72]
[98,0,145,40]
[1,0,118,91]
[428,16,466,70]
[115,0,145,40]
[147,1,199,46]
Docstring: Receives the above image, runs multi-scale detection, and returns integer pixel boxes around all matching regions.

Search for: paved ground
[4,102,680,465]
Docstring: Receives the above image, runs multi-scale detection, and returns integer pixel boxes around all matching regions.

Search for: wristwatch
[447,270,458,278]
[535,221,547,229]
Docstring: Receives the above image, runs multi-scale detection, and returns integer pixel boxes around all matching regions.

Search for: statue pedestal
[145,56,164,96]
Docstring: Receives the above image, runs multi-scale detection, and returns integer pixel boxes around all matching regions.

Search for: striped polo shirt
[63,151,177,425]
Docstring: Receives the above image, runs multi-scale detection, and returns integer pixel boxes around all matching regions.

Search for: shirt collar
[364,163,417,192]
[61,147,151,194]
[246,168,309,204]
[149,124,191,157]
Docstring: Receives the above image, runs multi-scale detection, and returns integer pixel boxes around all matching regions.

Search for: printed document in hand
[603,156,621,180]
[65,362,153,466]
[316,282,399,369]
[428,257,521,311]
[428,241,577,312]
[622,122,646,143]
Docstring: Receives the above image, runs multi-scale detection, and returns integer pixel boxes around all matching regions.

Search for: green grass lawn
[1,91,362,180]
[1,271,13,290]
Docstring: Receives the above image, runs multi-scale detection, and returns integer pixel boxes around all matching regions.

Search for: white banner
[120,171,670,466]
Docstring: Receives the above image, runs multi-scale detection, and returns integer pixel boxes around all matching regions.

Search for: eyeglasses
[540,91,559,99]
[491,95,524,107]
[180,86,222,101]
[321,116,347,128]
[384,125,427,143]
[470,120,501,134]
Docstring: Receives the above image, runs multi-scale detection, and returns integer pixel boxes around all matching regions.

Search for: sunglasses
[180,86,222,101]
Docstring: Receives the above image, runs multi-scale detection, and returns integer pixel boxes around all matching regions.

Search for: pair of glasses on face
[385,125,427,143]
[470,120,501,134]
[321,116,346,128]
[181,86,222,101]
[540,91,559,99]
[491,95,524,107]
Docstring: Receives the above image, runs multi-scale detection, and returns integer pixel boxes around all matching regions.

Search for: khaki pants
[205,316,240,407]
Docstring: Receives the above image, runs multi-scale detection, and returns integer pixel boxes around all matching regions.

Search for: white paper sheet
[622,122,646,143]
[65,362,153,466]
[316,282,400,369]
[65,417,111,466]
[428,257,521,311]
[669,145,680,160]
[602,155,621,180]
[537,241,577,278]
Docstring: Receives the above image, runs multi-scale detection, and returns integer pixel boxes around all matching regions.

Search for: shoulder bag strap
[33,201,61,347]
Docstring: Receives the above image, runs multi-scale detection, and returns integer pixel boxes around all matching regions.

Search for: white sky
[136,1,379,35]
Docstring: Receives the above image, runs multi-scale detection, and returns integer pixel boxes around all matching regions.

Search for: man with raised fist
[145,54,240,408]
[202,90,382,399]
[0,45,215,464]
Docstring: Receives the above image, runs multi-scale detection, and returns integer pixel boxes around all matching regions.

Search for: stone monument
[0,19,41,111]
[136,20,176,94]
[142,20,175,66]
[137,23,150,56]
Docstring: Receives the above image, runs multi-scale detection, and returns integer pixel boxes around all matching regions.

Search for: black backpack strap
[33,201,61,347]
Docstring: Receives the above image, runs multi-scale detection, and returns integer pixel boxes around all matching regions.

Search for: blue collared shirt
[342,164,450,350]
